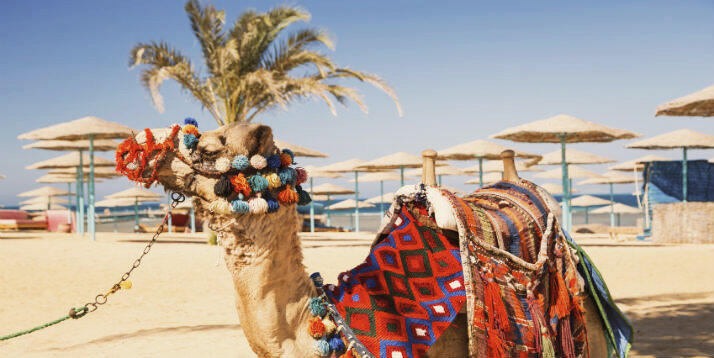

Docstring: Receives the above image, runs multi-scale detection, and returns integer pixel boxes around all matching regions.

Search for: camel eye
[219,135,226,146]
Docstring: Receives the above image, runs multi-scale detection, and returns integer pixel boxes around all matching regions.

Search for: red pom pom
[308,317,326,338]
[280,152,293,167]
[230,173,252,196]
[277,186,298,204]
[295,167,308,185]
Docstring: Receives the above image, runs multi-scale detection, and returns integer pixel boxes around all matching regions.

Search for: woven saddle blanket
[320,180,591,358]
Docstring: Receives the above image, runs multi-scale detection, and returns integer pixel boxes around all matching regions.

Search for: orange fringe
[230,173,252,197]
[484,276,510,357]
[278,186,299,204]
[549,267,572,320]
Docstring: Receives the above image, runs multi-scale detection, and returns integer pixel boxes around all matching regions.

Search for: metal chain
[69,192,186,319]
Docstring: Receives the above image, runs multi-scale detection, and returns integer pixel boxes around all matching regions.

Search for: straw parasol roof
[405,165,469,177]
[321,159,372,173]
[303,165,343,179]
[106,187,163,201]
[21,203,67,211]
[365,192,396,204]
[437,140,541,163]
[626,129,714,150]
[48,167,119,177]
[17,116,136,141]
[18,186,71,197]
[26,152,115,170]
[539,183,577,195]
[94,198,138,207]
[464,160,543,174]
[655,85,714,117]
[570,195,611,207]
[579,171,635,185]
[20,197,70,205]
[327,199,374,210]
[36,174,105,183]
[274,139,328,158]
[22,139,120,151]
[534,165,603,179]
[307,183,355,195]
[591,203,641,215]
[356,152,444,170]
[465,172,502,185]
[609,155,670,172]
[491,114,640,143]
[350,172,404,183]
[538,149,615,165]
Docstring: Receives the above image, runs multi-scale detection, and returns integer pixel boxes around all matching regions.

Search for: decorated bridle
[116,118,312,216]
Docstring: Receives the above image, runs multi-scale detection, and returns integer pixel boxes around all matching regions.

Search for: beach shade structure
[20,203,67,211]
[405,165,468,186]
[538,149,615,166]
[580,172,635,228]
[655,84,714,117]
[323,158,385,233]
[274,139,328,158]
[22,139,120,151]
[539,183,578,196]
[591,203,641,227]
[20,197,69,205]
[356,152,443,186]
[106,187,163,231]
[626,129,714,202]
[327,199,375,231]
[302,166,342,233]
[365,192,396,205]
[19,116,135,242]
[465,172,503,186]
[492,114,640,231]
[464,160,544,174]
[438,140,541,188]
[609,155,670,172]
[570,195,611,224]
[48,166,119,178]
[94,198,136,233]
[307,183,355,227]
[534,165,603,180]
[18,186,71,198]
[36,174,105,183]
[351,171,403,218]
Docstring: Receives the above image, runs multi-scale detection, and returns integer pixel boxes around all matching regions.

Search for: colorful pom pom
[322,318,336,335]
[295,167,308,185]
[282,148,295,161]
[277,186,299,204]
[215,157,231,173]
[214,176,233,198]
[248,197,268,214]
[264,193,280,213]
[208,199,232,215]
[314,338,331,357]
[230,173,252,196]
[308,297,327,318]
[278,167,297,186]
[184,118,198,127]
[264,173,282,189]
[308,316,326,339]
[328,335,345,354]
[247,175,269,193]
[267,155,282,169]
[231,199,249,214]
[183,134,198,149]
[182,124,199,136]
[231,155,250,171]
[250,155,267,170]
[280,152,293,167]
[296,185,312,206]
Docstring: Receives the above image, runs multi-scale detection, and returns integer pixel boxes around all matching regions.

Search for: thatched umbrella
[570,195,611,224]
[540,183,578,196]
[492,114,639,231]
[18,186,70,197]
[274,139,328,158]
[609,155,669,172]
[579,172,635,227]
[655,85,714,117]
[21,203,67,211]
[323,158,385,233]
[365,192,396,205]
[350,171,403,217]
[534,165,603,180]
[48,166,118,177]
[591,203,641,226]
[19,116,135,241]
[307,183,355,227]
[463,160,544,174]
[356,152,441,186]
[465,172,502,186]
[22,139,120,151]
[626,129,714,202]
[438,140,540,188]
[405,165,468,186]
[302,166,342,232]
[36,174,104,183]
[20,197,69,205]
[538,149,615,166]
[327,199,374,230]
[106,187,163,231]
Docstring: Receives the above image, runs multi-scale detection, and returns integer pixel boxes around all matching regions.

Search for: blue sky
[1,0,713,205]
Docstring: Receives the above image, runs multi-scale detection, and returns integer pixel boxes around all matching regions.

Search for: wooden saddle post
[501,149,521,182]
[421,149,437,186]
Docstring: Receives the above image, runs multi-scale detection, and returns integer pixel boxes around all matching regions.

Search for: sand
[1,231,713,357]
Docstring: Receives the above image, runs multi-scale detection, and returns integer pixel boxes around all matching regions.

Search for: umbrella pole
[682,147,688,202]
[74,165,80,233]
[134,197,139,232]
[190,204,196,233]
[78,149,85,236]
[354,171,360,233]
[400,166,405,186]
[167,194,172,233]
[67,183,72,224]
[309,177,315,233]
[585,206,589,224]
[380,180,384,218]
[88,135,96,242]
[113,212,118,233]
[609,183,615,228]
[438,175,442,186]
[478,158,484,188]
[326,195,331,227]
[560,136,570,232]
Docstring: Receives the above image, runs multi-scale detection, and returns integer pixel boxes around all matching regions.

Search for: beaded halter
[115,118,312,216]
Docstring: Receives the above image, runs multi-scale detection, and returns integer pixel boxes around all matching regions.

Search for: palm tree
[130,0,401,125]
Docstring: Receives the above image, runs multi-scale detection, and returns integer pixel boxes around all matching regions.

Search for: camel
[124,122,610,357]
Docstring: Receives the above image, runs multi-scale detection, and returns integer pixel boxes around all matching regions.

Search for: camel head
[116,122,306,231]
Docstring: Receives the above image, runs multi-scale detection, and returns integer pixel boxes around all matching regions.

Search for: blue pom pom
[310,272,324,288]
[184,117,198,127]
[308,297,327,317]
[281,148,295,160]
[328,335,345,354]
[278,167,297,186]
[313,339,331,357]
[247,175,269,193]
[231,200,249,214]
[263,193,280,213]
[232,155,250,171]
[267,155,282,169]
[183,134,198,149]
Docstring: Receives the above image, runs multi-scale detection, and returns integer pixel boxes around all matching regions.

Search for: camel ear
[225,123,276,157]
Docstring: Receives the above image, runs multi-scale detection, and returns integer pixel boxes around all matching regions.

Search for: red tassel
[559,316,576,358]
[527,298,545,354]
[549,268,571,320]
[483,275,510,357]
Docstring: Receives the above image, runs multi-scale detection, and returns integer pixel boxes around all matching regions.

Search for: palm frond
[185,0,226,77]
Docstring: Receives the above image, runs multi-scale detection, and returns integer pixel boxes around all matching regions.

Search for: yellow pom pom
[120,281,132,290]
[264,173,282,189]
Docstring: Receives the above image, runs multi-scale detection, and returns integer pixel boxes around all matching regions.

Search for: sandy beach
[0,231,712,357]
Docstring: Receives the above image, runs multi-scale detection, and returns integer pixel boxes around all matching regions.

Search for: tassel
[264,173,282,189]
[483,274,509,357]
[549,268,571,320]
[559,316,576,358]
[230,173,252,197]
[278,186,299,204]
[542,332,556,358]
